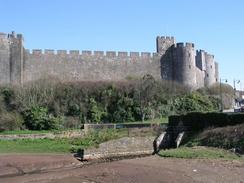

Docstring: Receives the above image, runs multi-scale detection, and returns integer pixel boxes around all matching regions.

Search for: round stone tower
[204,53,215,87]
[172,43,196,90]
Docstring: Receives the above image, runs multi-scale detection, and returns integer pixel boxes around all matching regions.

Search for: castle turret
[172,43,197,90]
[0,32,11,84]
[204,53,215,87]
[156,36,175,55]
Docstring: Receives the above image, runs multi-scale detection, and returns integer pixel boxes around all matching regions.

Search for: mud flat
[0,154,244,183]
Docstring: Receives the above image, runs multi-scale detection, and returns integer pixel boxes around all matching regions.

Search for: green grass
[123,117,168,124]
[0,130,51,135]
[0,129,128,153]
[0,138,72,153]
[0,129,81,135]
[159,147,244,160]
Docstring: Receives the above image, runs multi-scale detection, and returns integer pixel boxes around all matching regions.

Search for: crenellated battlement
[57,50,67,55]
[94,51,104,57]
[26,49,156,59]
[196,49,205,54]
[45,49,55,54]
[0,32,7,39]
[8,31,16,39]
[16,34,23,40]
[118,52,127,57]
[5,31,23,41]
[205,52,214,59]
[82,50,92,56]
[176,43,184,47]
[157,36,175,42]
[0,33,9,48]
[186,42,194,48]
[175,42,195,48]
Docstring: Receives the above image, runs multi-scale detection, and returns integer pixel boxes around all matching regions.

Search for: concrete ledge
[83,150,153,160]
[82,136,155,160]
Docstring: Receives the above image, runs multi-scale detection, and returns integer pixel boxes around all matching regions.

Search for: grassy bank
[0,130,58,135]
[0,129,128,153]
[159,147,243,160]
[0,138,72,153]
[158,122,244,161]
[123,117,168,124]
[185,124,244,153]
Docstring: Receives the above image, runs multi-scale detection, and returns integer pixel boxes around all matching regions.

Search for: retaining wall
[83,136,155,160]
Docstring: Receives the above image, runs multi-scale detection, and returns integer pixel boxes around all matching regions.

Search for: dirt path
[0,154,243,183]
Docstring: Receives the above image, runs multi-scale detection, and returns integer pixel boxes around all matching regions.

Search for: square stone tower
[0,31,24,85]
[0,32,10,84]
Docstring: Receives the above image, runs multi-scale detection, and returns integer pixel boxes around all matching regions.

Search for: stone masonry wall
[83,136,155,160]
[24,50,161,82]
[195,68,205,88]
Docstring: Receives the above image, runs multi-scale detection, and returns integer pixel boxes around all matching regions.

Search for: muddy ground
[0,154,244,183]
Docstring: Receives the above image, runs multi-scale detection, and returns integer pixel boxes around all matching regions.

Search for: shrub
[67,102,80,116]
[22,106,63,130]
[187,124,244,153]
[0,79,220,126]
[63,116,81,129]
[173,93,218,114]
[87,98,106,123]
[0,112,23,131]
[1,88,16,110]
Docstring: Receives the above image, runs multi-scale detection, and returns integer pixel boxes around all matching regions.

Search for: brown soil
[0,154,243,183]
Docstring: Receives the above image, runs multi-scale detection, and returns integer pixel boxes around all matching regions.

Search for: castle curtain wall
[0,32,219,90]
[23,50,162,82]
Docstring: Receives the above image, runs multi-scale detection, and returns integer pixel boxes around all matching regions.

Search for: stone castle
[0,31,219,89]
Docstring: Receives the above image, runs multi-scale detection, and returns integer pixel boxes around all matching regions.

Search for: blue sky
[0,0,244,88]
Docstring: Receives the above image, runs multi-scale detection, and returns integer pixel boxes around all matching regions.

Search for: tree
[134,75,157,122]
